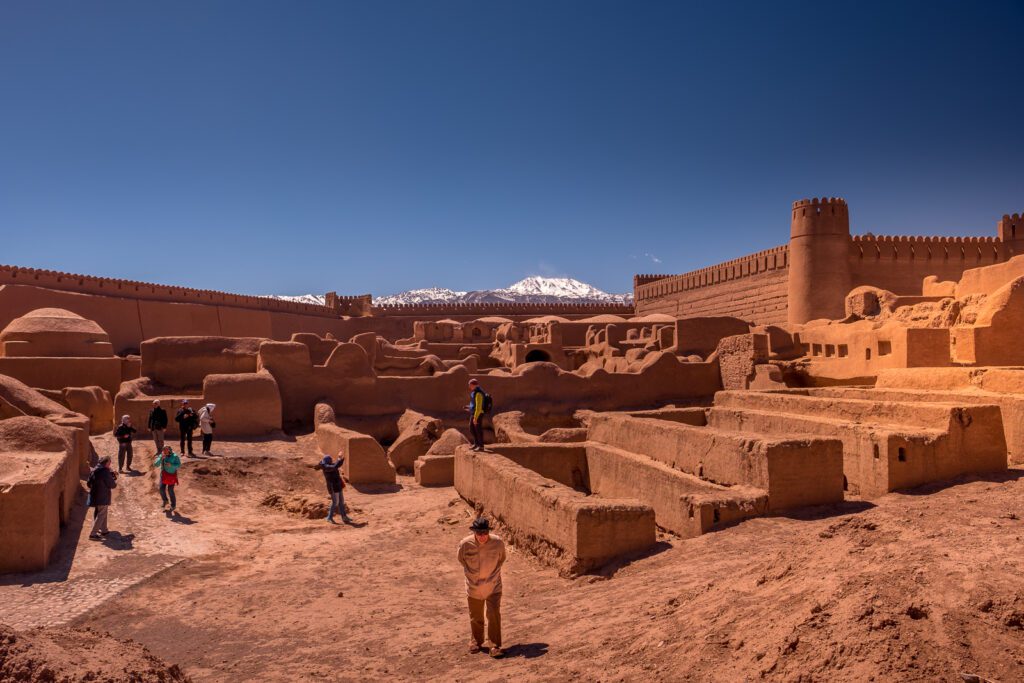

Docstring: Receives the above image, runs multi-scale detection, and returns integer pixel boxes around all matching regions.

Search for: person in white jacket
[198,403,217,455]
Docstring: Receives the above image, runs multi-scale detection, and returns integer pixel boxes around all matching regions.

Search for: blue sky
[1,1,1022,297]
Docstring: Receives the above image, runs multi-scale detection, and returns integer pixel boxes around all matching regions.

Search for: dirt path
[4,436,1023,682]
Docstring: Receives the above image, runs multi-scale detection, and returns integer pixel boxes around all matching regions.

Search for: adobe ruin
[1,197,1022,649]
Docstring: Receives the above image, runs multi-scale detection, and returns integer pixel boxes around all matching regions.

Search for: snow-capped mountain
[375,287,466,305]
[271,293,327,306]
[376,277,631,305]
[270,277,632,307]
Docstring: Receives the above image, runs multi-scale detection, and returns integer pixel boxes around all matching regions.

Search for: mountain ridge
[271,276,633,306]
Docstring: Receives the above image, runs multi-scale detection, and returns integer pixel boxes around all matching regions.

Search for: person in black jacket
[88,455,118,539]
[175,400,197,456]
[147,400,168,454]
[114,415,137,472]
[313,453,351,524]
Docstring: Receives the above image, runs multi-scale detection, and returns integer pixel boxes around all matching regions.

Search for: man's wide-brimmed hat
[470,517,490,532]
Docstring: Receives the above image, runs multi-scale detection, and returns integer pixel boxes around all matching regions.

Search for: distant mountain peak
[271,276,632,307]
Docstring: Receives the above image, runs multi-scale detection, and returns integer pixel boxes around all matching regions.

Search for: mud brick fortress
[2,194,1023,590]
[634,197,1024,325]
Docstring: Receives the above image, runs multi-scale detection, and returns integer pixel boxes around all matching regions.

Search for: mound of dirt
[0,622,190,682]
[260,492,359,519]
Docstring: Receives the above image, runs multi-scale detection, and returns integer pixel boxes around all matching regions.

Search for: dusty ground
[1,433,1022,682]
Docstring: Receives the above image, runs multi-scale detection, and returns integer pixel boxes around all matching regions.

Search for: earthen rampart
[635,199,1023,325]
[633,245,790,325]
[0,264,370,317]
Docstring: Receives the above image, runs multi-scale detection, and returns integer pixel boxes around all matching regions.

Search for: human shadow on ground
[340,519,368,528]
[502,642,549,659]
[351,483,403,494]
[99,531,135,550]
[167,511,196,525]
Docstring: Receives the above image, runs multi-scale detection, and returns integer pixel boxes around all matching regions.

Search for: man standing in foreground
[457,517,506,658]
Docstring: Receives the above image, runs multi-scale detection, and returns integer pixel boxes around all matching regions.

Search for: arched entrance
[524,349,551,363]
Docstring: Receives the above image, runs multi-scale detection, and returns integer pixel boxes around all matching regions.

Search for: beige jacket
[458,534,506,599]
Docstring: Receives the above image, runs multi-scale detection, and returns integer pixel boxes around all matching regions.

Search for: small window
[878,341,892,356]
[865,348,872,360]
[873,444,880,459]
[825,344,836,357]
[897,447,907,462]
[812,343,823,356]
[838,345,849,358]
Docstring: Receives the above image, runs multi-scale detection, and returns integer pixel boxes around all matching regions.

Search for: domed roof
[523,315,570,324]
[2,308,108,337]
[0,308,112,358]
[628,313,677,323]
[577,315,628,323]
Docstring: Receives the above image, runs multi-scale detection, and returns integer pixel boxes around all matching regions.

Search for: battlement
[634,244,789,302]
[792,197,847,211]
[0,264,350,318]
[850,234,1002,262]
[998,213,1024,241]
[633,274,673,287]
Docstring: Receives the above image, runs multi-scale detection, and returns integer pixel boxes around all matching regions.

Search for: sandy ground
[2,433,1022,682]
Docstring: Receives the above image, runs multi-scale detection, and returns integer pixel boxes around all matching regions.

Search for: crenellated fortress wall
[0,265,636,352]
[635,202,1024,326]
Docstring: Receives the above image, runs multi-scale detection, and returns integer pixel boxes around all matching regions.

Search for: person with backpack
[114,415,136,472]
[313,453,351,524]
[198,403,216,456]
[153,445,181,513]
[466,379,491,451]
[147,400,168,454]
[87,455,117,540]
[175,400,197,456]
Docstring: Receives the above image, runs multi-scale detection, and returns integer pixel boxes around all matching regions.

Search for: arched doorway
[524,349,551,363]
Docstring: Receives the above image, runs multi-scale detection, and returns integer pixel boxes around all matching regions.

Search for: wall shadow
[0,492,88,587]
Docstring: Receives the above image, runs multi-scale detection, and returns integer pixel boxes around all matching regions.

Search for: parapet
[791,197,849,238]
[0,264,363,319]
[791,197,848,212]
[998,213,1024,242]
[634,244,789,302]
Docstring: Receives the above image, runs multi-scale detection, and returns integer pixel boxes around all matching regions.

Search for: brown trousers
[467,593,501,647]
[91,505,109,535]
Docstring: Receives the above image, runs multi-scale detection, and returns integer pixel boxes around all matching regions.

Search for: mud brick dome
[0,308,114,358]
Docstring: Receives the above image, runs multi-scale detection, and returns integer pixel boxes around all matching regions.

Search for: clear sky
[1,1,1022,297]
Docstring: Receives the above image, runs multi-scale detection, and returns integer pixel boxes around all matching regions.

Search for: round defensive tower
[787,197,852,325]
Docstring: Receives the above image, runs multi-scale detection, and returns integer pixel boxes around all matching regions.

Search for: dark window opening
[897,447,907,462]
[524,349,551,363]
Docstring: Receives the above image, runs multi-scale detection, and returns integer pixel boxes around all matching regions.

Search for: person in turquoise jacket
[153,445,182,513]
